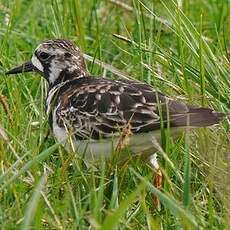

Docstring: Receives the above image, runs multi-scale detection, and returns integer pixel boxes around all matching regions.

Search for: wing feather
[52,77,225,140]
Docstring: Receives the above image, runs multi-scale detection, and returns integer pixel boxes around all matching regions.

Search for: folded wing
[54,77,226,140]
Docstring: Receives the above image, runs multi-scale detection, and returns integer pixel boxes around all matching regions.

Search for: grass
[0,0,230,229]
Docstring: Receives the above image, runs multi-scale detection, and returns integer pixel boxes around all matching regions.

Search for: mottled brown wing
[56,77,225,140]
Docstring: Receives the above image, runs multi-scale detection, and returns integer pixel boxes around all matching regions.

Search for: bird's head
[5,38,90,86]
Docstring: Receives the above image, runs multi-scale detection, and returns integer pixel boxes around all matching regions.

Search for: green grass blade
[101,182,145,230]
[0,141,64,191]
[183,127,191,207]
[20,175,46,230]
[71,0,85,51]
[131,169,199,229]
[199,14,206,107]
[0,151,30,183]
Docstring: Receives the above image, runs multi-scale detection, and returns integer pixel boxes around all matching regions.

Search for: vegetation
[0,0,229,229]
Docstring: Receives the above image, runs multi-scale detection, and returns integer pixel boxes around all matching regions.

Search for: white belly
[53,116,185,164]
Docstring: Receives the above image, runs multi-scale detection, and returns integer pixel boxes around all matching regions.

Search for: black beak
[5,60,34,75]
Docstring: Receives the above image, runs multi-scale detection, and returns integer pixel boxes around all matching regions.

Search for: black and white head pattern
[31,39,90,85]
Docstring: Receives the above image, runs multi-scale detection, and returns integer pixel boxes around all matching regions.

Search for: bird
[5,38,227,166]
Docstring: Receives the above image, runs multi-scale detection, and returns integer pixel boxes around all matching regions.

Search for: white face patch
[32,43,89,85]
[31,55,44,72]
[49,59,63,84]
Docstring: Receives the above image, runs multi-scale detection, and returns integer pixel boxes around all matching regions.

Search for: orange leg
[150,153,162,209]
[153,168,162,209]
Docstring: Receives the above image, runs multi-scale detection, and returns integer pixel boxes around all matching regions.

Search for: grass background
[0,0,230,229]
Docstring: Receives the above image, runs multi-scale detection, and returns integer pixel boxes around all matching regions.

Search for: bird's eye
[39,52,50,60]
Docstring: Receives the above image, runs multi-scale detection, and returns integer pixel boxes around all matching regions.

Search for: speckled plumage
[5,38,226,163]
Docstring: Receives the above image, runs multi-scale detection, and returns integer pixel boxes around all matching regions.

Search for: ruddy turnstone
[5,39,227,165]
